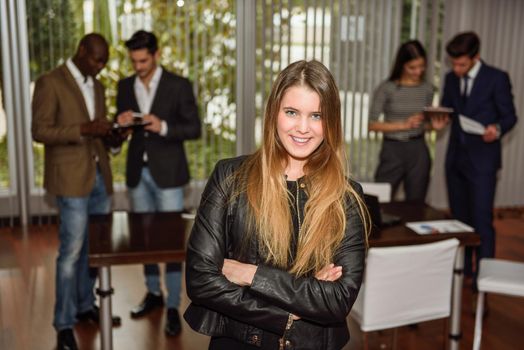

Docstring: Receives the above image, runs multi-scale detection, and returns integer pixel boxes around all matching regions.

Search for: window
[26,0,237,189]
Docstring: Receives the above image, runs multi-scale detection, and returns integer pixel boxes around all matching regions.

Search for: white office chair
[473,258,524,350]
[360,182,392,203]
[350,238,459,349]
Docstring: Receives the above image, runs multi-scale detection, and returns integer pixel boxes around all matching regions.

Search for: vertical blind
[256,0,445,182]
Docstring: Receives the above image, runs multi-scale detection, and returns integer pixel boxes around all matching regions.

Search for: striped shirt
[369,80,434,140]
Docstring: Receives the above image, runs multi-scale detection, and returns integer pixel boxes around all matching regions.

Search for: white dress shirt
[133,66,168,136]
[460,59,482,97]
[134,66,168,162]
[66,58,95,120]
[134,66,162,115]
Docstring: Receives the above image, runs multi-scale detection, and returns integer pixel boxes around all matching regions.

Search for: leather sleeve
[31,74,82,145]
[249,186,366,325]
[185,160,290,335]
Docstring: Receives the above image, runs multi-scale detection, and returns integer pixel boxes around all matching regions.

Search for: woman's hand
[429,113,449,130]
[222,259,258,286]
[403,113,424,130]
[315,263,343,282]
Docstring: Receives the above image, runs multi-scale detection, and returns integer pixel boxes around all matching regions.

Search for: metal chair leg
[473,292,485,350]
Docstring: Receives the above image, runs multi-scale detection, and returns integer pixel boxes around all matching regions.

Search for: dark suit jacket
[441,62,517,174]
[116,69,201,188]
[31,64,113,196]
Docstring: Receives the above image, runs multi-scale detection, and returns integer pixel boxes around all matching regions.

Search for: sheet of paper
[459,115,485,135]
[406,220,474,235]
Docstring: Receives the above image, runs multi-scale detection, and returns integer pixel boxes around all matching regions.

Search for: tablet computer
[423,106,454,114]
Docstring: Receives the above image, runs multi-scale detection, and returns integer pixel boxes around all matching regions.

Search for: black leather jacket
[184,156,366,350]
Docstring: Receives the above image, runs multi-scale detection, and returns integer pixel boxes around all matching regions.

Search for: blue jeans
[129,167,184,309]
[54,168,110,331]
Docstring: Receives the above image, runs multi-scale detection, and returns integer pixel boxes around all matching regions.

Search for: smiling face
[277,85,324,170]
[402,57,426,82]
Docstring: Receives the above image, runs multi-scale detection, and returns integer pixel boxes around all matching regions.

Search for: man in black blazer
[116,30,201,336]
[441,32,517,290]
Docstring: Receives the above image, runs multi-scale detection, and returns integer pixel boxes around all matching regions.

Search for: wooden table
[376,201,480,350]
[88,211,190,350]
[89,205,477,350]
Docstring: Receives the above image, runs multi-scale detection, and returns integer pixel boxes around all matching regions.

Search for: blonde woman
[184,60,368,350]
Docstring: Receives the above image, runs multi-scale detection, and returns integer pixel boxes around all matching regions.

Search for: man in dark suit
[441,32,517,290]
[32,33,121,350]
[115,30,201,336]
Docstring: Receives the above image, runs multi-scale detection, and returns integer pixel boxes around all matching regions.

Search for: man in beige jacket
[32,33,120,350]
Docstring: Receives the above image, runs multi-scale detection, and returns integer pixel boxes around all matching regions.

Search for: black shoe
[130,292,164,318]
[165,308,182,336]
[77,305,122,326]
[57,328,78,350]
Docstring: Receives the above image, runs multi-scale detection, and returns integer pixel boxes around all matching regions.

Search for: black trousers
[375,138,431,201]
[209,334,280,350]
[446,150,497,289]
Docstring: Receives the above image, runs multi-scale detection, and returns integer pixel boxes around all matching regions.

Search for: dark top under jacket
[184,156,366,350]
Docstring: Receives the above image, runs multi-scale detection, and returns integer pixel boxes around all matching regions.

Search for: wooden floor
[1,210,523,350]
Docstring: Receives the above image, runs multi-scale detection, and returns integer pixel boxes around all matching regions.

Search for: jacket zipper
[278,180,302,350]
[279,313,294,350]
[296,179,301,233]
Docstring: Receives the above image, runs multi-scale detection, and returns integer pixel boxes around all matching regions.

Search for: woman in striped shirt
[369,40,446,201]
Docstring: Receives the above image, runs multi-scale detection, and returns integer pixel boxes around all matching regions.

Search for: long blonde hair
[238,60,368,276]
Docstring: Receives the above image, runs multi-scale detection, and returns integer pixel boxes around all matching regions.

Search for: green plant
[0,136,9,188]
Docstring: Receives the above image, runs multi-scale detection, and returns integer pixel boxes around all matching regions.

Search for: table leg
[97,266,114,350]
[449,246,464,350]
